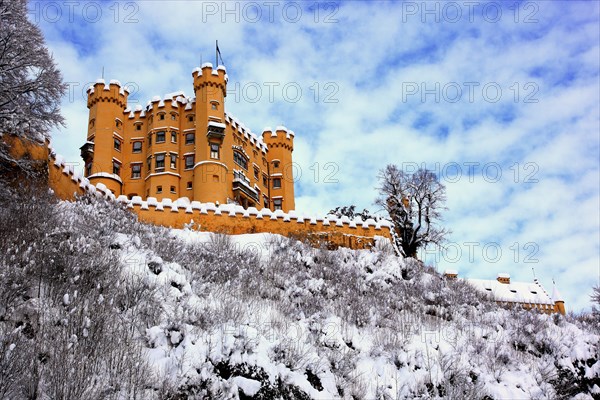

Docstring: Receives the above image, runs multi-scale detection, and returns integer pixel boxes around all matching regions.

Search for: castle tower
[262,126,295,212]
[144,95,182,201]
[552,284,566,315]
[191,63,229,203]
[82,79,129,195]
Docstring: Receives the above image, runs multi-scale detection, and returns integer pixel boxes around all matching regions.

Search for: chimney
[497,273,510,284]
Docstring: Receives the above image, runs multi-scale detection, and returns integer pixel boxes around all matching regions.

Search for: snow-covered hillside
[1,188,599,399]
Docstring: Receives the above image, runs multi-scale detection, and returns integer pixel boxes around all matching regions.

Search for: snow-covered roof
[552,284,564,302]
[467,278,554,305]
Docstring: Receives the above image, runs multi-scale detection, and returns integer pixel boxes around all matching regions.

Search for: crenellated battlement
[86,79,129,109]
[192,63,228,97]
[262,126,294,151]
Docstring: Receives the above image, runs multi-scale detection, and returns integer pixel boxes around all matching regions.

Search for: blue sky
[32,1,599,312]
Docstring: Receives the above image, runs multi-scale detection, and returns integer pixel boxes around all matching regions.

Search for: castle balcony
[80,141,94,163]
[233,170,259,203]
[207,121,226,141]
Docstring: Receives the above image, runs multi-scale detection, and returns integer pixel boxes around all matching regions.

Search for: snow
[207,121,226,129]
[232,376,261,396]
[467,278,555,304]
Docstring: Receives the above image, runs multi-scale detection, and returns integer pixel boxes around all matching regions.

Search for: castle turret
[191,63,229,203]
[552,284,566,315]
[82,79,129,195]
[262,126,295,212]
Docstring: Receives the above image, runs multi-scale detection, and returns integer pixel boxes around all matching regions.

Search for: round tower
[262,126,295,212]
[552,284,566,315]
[191,63,229,203]
[144,95,181,201]
[82,79,129,195]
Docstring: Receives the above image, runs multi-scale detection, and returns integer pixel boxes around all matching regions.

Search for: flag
[216,40,224,66]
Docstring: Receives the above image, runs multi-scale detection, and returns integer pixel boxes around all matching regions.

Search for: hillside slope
[0,186,598,399]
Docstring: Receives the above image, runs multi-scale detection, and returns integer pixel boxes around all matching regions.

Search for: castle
[80,63,294,212]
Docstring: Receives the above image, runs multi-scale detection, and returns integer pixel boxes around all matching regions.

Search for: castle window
[210,101,219,110]
[210,143,220,159]
[187,181,192,190]
[147,157,151,173]
[262,174,268,186]
[170,186,176,194]
[233,151,248,170]
[171,113,177,121]
[213,175,219,182]
[212,103,217,110]
[131,164,141,179]
[89,119,95,129]
[254,167,259,180]
[272,160,280,169]
[155,154,165,170]
[115,119,122,129]
[188,115,194,122]
[171,132,177,143]
[132,141,142,153]
[136,124,142,131]
[159,113,165,120]
[113,161,121,176]
[185,155,194,169]
[148,134,152,146]
[170,154,177,169]
[157,186,162,194]
[186,133,195,145]
[273,199,282,210]
[263,196,269,209]
[114,138,121,151]
[156,131,166,143]
[273,178,281,189]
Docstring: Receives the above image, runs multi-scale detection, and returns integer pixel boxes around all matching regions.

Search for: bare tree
[375,165,449,258]
[0,0,66,141]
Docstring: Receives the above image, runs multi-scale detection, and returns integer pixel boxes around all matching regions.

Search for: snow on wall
[46,148,391,249]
